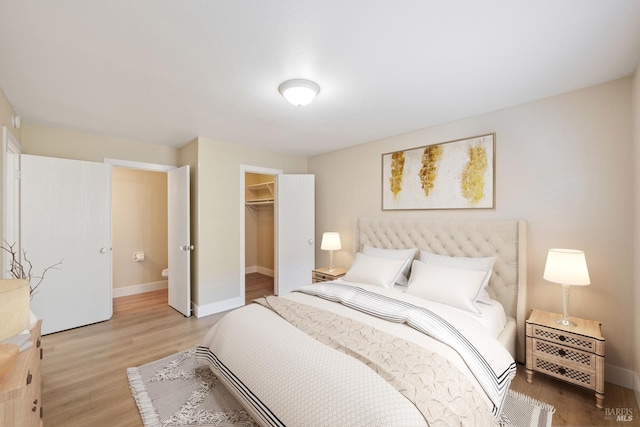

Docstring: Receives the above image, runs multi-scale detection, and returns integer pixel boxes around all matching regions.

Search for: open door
[275,174,315,295]
[21,154,112,334]
[168,165,191,316]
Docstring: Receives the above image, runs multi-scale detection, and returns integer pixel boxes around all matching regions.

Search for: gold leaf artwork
[419,145,443,197]
[389,151,405,199]
[461,144,488,205]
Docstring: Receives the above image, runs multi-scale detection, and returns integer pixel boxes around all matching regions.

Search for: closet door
[275,174,314,295]
[21,154,112,335]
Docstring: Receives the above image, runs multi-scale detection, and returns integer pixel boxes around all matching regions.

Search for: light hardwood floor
[245,272,274,304]
[40,276,638,427]
[41,290,224,427]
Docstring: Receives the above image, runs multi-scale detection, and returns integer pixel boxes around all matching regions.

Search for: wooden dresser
[0,320,43,427]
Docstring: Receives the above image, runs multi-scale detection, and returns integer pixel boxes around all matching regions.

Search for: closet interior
[244,172,276,301]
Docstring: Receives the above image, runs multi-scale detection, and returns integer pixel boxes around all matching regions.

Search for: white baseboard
[605,363,634,389]
[192,295,244,318]
[635,371,640,411]
[112,280,168,298]
[244,265,274,277]
[257,266,274,277]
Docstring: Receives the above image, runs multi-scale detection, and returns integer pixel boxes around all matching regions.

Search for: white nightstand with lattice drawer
[525,308,605,408]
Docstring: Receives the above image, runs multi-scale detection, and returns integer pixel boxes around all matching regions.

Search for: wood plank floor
[40,275,638,427]
[245,272,274,304]
[510,365,639,426]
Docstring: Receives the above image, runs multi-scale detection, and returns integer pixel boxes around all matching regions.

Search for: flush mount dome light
[278,79,320,106]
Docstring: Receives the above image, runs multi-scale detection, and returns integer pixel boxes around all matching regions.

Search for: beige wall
[310,78,634,375]
[112,167,168,289]
[22,124,178,165]
[257,207,275,270]
[633,65,640,402]
[191,137,306,307]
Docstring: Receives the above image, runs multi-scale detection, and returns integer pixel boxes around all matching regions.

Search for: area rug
[127,348,554,427]
[501,390,555,427]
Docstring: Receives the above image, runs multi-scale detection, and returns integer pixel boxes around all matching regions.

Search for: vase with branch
[1,242,63,298]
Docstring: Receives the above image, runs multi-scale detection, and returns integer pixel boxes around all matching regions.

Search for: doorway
[111,166,169,299]
[2,126,22,277]
[244,171,276,303]
[240,165,282,303]
[106,159,192,317]
[240,167,315,303]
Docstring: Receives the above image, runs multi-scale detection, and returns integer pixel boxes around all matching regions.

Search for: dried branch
[1,241,62,297]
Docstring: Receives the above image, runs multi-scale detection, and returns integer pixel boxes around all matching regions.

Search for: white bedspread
[198,282,516,426]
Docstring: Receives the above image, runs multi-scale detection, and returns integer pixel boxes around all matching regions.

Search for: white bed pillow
[343,252,406,289]
[362,245,417,286]
[406,260,488,314]
[419,250,497,292]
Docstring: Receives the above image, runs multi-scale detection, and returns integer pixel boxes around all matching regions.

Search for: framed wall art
[382,133,495,210]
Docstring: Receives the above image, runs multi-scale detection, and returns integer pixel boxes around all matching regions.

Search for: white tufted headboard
[357,218,527,362]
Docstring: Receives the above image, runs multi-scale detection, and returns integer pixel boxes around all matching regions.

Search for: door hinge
[14,170,21,179]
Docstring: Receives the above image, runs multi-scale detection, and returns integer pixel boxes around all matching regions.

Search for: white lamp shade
[278,79,320,106]
[321,232,341,251]
[543,248,590,286]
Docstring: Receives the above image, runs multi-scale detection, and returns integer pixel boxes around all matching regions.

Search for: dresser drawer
[312,268,347,283]
[0,320,43,427]
[23,366,41,426]
[19,390,41,427]
[530,324,602,354]
[532,354,597,390]
[531,338,597,371]
[313,272,333,282]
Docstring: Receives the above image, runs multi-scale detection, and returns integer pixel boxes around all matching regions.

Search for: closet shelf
[246,198,274,206]
[246,182,274,192]
[246,181,275,208]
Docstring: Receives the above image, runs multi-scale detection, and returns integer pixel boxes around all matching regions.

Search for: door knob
[99,247,108,254]
[308,239,313,245]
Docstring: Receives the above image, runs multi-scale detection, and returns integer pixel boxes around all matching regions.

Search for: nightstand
[526,308,605,408]
[312,267,347,283]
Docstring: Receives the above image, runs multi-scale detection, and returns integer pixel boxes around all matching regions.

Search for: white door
[21,154,112,335]
[168,165,191,316]
[275,174,315,295]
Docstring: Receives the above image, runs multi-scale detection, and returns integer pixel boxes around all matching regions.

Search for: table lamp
[321,232,341,272]
[543,248,590,326]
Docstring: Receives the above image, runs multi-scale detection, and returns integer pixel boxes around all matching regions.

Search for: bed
[197,218,527,426]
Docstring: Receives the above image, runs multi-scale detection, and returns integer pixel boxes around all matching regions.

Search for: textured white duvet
[198,282,515,426]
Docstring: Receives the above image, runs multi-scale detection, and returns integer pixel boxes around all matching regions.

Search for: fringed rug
[127,348,257,427]
[128,348,554,427]
[502,390,555,427]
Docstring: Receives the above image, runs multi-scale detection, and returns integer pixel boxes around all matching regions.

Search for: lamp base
[328,250,335,273]
[557,284,577,327]
[555,318,577,327]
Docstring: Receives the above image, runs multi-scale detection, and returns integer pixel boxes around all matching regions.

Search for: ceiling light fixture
[278,79,320,107]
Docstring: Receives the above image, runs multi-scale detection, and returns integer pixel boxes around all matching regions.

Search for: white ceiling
[1,1,639,157]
